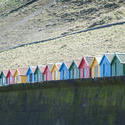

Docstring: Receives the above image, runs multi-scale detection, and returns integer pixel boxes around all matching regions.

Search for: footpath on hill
[0,21,124,53]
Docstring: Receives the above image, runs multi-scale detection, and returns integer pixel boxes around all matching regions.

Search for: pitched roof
[30,66,36,73]
[18,68,28,76]
[116,53,125,64]
[48,64,53,71]
[85,56,94,66]
[105,53,114,63]
[55,63,62,69]
[10,69,16,76]
[2,70,8,77]
[75,60,81,67]
[65,62,71,69]
[38,65,45,73]
[95,56,102,64]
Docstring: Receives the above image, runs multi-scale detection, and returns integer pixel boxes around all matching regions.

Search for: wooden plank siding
[26,66,36,83]
[51,63,61,80]
[59,62,70,80]
[69,60,80,79]
[34,65,44,83]
[100,54,114,77]
[43,64,53,81]
[111,54,125,76]
[91,57,101,78]
[79,57,94,79]
[14,68,27,84]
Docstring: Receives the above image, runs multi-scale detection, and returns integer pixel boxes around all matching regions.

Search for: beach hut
[69,60,80,79]
[91,56,102,78]
[79,56,94,78]
[43,64,53,81]
[51,63,61,80]
[6,69,16,84]
[0,70,8,85]
[111,53,125,76]
[59,62,70,80]
[14,68,28,83]
[34,65,44,82]
[100,53,114,77]
[26,66,36,83]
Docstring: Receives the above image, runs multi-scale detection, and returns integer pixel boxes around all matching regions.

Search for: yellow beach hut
[14,68,28,83]
[51,63,61,80]
[91,56,102,78]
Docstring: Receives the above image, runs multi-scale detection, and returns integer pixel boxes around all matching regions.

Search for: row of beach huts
[0,53,125,86]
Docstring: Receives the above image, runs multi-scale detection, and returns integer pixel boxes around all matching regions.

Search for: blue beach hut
[26,66,36,83]
[100,53,114,77]
[59,62,70,80]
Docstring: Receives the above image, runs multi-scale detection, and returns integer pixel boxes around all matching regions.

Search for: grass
[0,24,125,70]
[0,0,125,70]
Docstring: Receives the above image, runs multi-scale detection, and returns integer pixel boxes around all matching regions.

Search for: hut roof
[85,56,94,66]
[116,53,125,64]
[3,70,9,77]
[10,69,16,76]
[38,65,45,73]
[30,66,36,73]
[105,53,114,63]
[18,68,28,76]
[95,56,102,64]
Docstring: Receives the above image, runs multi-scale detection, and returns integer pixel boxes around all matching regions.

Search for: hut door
[123,65,125,75]
[115,62,117,76]
[103,64,105,77]
[72,69,74,79]
[84,68,87,78]
[30,74,32,82]
[95,66,98,77]
[62,70,64,80]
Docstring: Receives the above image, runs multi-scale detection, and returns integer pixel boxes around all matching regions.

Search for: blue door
[103,64,105,77]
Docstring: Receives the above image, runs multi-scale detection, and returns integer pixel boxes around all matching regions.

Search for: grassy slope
[0,24,125,70]
[0,0,125,51]
[0,0,125,70]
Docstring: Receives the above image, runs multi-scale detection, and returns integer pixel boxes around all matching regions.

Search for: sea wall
[0,76,125,125]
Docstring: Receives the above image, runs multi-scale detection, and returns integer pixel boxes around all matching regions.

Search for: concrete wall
[0,77,125,125]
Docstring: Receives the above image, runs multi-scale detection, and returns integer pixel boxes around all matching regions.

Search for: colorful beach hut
[6,69,16,84]
[26,66,36,83]
[79,56,94,78]
[111,53,125,76]
[34,65,44,82]
[51,63,61,80]
[43,64,53,81]
[14,68,27,83]
[100,53,114,77]
[69,60,80,79]
[59,62,70,80]
[0,70,8,85]
[91,56,102,78]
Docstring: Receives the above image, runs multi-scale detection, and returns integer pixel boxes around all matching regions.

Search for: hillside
[0,0,125,51]
[0,0,125,70]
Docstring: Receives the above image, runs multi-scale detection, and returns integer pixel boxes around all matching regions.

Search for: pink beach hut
[6,69,16,84]
[43,64,53,81]
[79,56,94,78]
